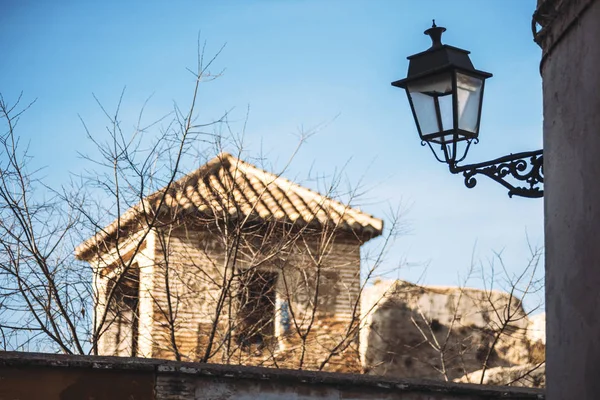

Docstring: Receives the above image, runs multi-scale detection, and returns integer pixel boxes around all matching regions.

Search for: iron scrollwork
[449,150,544,198]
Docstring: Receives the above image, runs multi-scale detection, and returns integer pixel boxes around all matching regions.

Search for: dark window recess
[236,269,277,349]
[106,264,140,357]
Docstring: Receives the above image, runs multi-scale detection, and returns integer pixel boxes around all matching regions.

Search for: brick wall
[94,223,364,372]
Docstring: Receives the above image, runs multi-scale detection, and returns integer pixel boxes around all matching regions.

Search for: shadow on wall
[0,366,153,400]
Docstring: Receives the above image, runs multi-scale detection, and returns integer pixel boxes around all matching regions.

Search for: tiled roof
[75,153,383,260]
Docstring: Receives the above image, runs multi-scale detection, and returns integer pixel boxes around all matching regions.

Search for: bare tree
[84,146,404,370]
[0,38,406,377]
[0,92,88,354]
[403,243,545,386]
[1,36,545,385]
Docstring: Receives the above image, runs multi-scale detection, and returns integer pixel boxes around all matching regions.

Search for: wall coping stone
[0,351,544,399]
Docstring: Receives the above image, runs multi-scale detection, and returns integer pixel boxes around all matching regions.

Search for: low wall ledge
[0,351,545,399]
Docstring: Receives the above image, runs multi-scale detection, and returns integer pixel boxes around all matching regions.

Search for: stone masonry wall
[360,280,543,384]
[0,351,545,400]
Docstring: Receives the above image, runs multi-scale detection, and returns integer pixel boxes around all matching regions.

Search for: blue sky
[1,1,544,310]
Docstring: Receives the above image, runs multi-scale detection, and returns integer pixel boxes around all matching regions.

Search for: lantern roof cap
[391,22,492,89]
[424,19,446,49]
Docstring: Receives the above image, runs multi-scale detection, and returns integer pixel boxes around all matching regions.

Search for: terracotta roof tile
[75,153,383,260]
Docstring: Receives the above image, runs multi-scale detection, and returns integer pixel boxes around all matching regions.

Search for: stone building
[75,153,383,372]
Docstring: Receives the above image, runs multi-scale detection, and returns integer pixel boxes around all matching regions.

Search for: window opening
[236,269,277,349]
[106,263,140,357]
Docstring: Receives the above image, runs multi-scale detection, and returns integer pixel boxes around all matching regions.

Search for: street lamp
[392,21,543,198]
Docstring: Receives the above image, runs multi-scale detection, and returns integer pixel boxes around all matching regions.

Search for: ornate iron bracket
[448,150,544,198]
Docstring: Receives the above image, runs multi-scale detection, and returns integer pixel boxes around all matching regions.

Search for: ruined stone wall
[0,351,545,400]
[360,280,542,382]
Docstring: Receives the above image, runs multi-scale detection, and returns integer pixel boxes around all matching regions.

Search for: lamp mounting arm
[448,150,544,198]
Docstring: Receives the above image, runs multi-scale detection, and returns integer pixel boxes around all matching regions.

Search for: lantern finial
[424,20,446,49]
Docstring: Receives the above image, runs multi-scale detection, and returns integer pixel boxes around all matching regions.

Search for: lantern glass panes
[456,72,484,133]
[407,72,453,142]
